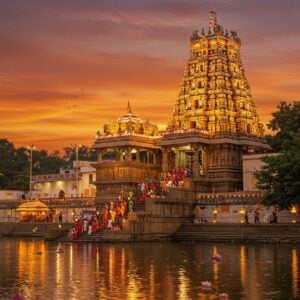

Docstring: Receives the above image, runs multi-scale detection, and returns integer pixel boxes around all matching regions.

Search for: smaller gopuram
[93,103,161,207]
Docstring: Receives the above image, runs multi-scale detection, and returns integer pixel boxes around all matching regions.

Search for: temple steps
[10,223,48,237]
[134,203,145,212]
[58,230,104,243]
[172,223,300,243]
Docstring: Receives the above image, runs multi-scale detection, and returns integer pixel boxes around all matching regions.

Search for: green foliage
[267,101,300,151]
[0,139,96,191]
[63,145,97,166]
[256,101,300,209]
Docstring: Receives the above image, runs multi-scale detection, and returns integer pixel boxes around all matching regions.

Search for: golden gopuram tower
[160,11,270,192]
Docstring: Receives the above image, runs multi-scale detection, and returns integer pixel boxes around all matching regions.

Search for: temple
[93,102,162,206]
[93,12,270,209]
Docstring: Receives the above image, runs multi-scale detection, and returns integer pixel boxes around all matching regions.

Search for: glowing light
[291,206,297,214]
[239,207,246,215]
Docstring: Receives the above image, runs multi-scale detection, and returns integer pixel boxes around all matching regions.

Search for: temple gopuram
[160,11,269,192]
[93,12,270,209]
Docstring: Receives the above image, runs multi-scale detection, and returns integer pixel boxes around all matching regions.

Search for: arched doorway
[59,190,65,199]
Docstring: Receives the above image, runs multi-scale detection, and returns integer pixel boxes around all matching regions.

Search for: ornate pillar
[192,144,200,178]
[126,147,132,161]
[97,149,103,162]
[162,147,169,171]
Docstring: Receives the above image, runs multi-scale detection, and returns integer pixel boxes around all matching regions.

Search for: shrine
[93,102,162,206]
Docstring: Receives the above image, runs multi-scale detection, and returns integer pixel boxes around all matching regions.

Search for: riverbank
[2,222,300,243]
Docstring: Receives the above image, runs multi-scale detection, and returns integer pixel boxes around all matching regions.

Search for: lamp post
[73,144,82,198]
[291,206,297,223]
[26,145,36,199]
[76,145,79,198]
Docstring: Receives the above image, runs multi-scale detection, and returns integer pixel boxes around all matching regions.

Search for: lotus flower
[219,293,229,299]
[201,281,212,291]
[212,253,222,261]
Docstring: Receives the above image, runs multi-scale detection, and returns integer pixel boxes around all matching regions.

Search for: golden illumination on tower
[168,11,264,137]
[98,102,159,137]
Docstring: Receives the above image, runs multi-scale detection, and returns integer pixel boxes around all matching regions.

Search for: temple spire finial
[127,101,132,113]
[209,11,217,29]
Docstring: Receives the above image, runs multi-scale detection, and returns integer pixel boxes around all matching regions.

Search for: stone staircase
[58,230,104,243]
[172,223,300,243]
[11,223,48,237]
[134,203,145,212]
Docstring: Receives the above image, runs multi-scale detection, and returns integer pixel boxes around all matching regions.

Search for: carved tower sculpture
[162,12,269,192]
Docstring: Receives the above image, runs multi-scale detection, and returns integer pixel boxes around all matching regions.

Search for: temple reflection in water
[1,240,299,299]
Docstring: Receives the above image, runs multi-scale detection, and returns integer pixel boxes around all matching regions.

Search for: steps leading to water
[11,223,48,237]
[58,230,104,243]
[172,223,300,243]
[134,203,145,212]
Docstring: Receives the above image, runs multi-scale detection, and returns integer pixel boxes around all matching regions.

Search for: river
[0,238,299,299]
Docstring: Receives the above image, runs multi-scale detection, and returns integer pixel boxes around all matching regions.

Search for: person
[58,212,63,224]
[83,219,88,232]
[254,208,260,224]
[88,223,92,235]
[128,199,134,212]
[271,210,278,223]
[244,211,249,224]
[193,205,202,224]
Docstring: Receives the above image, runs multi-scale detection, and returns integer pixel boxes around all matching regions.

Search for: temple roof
[16,200,49,212]
[118,102,143,123]
[96,102,159,138]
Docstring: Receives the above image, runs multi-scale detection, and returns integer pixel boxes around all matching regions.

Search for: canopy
[16,200,49,212]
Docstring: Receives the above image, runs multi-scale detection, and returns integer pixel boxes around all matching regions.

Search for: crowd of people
[68,216,99,239]
[101,196,133,230]
[67,167,192,237]
[68,195,134,238]
[137,167,192,203]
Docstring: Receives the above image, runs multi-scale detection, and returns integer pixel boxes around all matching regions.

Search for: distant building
[32,161,96,198]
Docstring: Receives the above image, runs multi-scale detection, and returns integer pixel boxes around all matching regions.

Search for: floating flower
[201,281,212,291]
[212,253,222,261]
[219,293,229,299]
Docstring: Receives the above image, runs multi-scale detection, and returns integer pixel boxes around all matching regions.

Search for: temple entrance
[175,146,194,168]
[59,190,65,199]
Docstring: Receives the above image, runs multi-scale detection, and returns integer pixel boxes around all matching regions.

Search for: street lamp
[26,145,36,199]
[72,144,82,198]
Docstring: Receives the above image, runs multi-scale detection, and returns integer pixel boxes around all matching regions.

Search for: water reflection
[292,247,299,298]
[0,239,299,299]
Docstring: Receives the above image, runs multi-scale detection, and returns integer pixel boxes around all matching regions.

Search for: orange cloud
[1,1,300,152]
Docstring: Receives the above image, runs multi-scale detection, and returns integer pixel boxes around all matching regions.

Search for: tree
[0,138,97,190]
[266,101,300,151]
[0,139,28,190]
[63,145,97,167]
[256,136,300,209]
[255,101,300,209]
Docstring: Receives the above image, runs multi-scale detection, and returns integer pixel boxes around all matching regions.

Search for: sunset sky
[1,0,300,153]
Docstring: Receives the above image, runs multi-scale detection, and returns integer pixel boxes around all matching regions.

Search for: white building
[243,153,277,191]
[32,161,96,198]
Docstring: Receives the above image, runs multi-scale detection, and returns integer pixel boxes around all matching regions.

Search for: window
[131,148,137,161]
[89,174,93,184]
